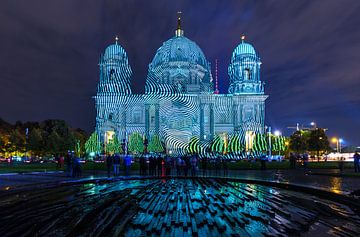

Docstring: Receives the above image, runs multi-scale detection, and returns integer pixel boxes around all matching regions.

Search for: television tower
[214,59,219,94]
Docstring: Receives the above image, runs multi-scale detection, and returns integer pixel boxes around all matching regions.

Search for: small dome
[150,35,208,68]
[231,40,257,62]
[104,42,127,60]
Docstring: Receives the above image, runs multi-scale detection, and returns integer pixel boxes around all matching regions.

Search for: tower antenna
[214,59,219,94]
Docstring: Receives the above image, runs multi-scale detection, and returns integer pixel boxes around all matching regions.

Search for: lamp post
[267,126,272,157]
[339,138,343,153]
[274,130,281,155]
[331,137,343,153]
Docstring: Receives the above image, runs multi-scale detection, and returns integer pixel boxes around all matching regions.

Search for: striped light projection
[94,28,268,158]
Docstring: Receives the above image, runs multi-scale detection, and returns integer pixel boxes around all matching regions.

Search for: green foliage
[253,133,267,152]
[106,136,123,154]
[308,128,330,155]
[28,128,43,156]
[289,130,309,152]
[0,118,88,156]
[210,134,226,154]
[187,136,200,154]
[228,134,243,153]
[85,132,102,154]
[272,135,287,152]
[148,135,164,153]
[128,132,144,154]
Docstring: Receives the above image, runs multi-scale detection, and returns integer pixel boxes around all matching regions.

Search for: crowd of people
[55,151,360,178]
[105,153,132,177]
[138,154,230,177]
[62,152,82,177]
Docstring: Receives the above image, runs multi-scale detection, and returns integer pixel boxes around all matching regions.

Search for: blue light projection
[94,18,268,156]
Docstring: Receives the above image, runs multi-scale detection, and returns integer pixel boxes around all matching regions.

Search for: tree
[308,128,330,156]
[289,130,309,153]
[128,132,144,154]
[28,128,44,156]
[85,132,102,155]
[253,133,267,152]
[228,134,244,153]
[210,134,226,154]
[187,136,200,154]
[148,135,164,153]
[8,128,25,155]
[106,136,123,154]
[46,130,62,155]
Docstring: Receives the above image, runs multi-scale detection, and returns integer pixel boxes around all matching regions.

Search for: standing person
[106,154,113,178]
[184,155,190,177]
[165,155,172,176]
[260,155,267,171]
[113,153,120,176]
[65,152,72,177]
[223,158,229,176]
[176,156,182,176]
[55,156,60,169]
[354,152,360,173]
[289,153,296,169]
[302,153,309,170]
[157,155,163,177]
[191,155,197,176]
[59,155,64,168]
[124,154,131,176]
[215,156,221,176]
[201,156,208,177]
[149,156,154,176]
[74,156,82,177]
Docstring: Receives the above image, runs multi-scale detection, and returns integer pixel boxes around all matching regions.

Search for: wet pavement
[1,169,359,194]
[0,178,359,236]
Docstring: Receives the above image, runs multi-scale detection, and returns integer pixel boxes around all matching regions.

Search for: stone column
[145,104,150,139]
[155,104,160,135]
[233,103,238,132]
[200,103,205,142]
[209,103,214,140]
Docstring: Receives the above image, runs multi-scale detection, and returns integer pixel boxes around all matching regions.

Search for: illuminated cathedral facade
[94,17,268,154]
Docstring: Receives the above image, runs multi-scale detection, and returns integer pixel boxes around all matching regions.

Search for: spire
[115,35,119,45]
[177,11,182,30]
[175,11,184,37]
[214,59,219,94]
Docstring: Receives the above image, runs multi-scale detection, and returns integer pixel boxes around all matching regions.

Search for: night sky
[1,0,359,145]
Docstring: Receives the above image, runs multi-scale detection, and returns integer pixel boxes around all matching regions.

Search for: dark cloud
[0,0,359,145]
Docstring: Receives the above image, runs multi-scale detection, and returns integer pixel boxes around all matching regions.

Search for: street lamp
[274,130,281,137]
[331,137,343,153]
[339,138,343,153]
[310,122,316,129]
[267,126,272,157]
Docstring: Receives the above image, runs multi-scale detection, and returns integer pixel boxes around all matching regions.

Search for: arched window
[244,69,250,80]
[109,69,115,80]
[132,108,142,124]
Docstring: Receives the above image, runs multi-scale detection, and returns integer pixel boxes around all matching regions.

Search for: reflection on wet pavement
[0,178,359,236]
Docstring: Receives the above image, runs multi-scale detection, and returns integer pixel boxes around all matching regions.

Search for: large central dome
[150,36,208,68]
[146,16,213,95]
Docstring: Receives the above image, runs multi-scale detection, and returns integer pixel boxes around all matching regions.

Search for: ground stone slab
[0,178,359,236]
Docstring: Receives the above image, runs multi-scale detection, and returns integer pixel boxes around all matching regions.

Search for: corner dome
[231,38,257,63]
[104,40,127,60]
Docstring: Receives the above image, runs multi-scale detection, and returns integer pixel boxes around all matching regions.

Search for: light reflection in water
[330,177,342,194]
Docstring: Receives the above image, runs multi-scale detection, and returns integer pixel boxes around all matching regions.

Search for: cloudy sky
[1,0,359,145]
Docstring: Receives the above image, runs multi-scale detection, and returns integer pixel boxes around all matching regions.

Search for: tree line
[0,118,88,157]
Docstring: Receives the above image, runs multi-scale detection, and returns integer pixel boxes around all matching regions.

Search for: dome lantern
[175,11,184,37]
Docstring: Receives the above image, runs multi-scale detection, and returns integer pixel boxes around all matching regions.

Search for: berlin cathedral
[94,16,268,154]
